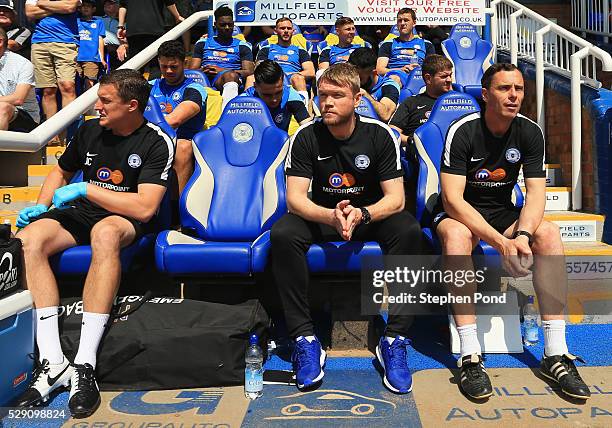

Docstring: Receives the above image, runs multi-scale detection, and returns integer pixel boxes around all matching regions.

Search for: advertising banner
[213,0,486,26]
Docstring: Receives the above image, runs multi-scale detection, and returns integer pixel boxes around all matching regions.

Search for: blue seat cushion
[155,230,253,275]
[306,241,383,273]
[50,234,155,275]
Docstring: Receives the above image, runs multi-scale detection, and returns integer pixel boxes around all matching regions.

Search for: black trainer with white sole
[540,353,591,399]
[458,354,493,399]
[14,357,73,407]
[68,363,101,418]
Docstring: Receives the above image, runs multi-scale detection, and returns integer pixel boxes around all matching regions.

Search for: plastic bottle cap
[528,295,535,304]
[249,334,258,345]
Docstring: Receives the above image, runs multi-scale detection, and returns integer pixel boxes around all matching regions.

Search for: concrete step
[0,187,40,211]
[517,163,562,187]
[27,165,55,187]
[545,211,604,242]
[521,186,570,211]
[45,146,66,165]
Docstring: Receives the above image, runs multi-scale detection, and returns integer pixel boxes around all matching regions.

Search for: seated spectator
[253,17,315,107]
[347,47,399,123]
[150,40,207,195]
[316,16,371,81]
[417,25,449,55]
[14,69,174,419]
[270,62,421,394]
[189,6,253,110]
[77,0,106,91]
[0,28,39,131]
[377,8,426,88]
[241,60,311,132]
[389,54,453,147]
[0,0,32,58]
[433,63,590,402]
[101,0,127,70]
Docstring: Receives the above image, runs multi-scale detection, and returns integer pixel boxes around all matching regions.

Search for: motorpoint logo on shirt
[275,54,290,61]
[213,51,228,57]
[161,103,173,114]
[329,173,356,188]
[400,49,415,55]
[97,167,124,184]
[475,168,506,182]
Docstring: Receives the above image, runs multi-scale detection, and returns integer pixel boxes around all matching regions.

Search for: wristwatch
[360,207,371,225]
[512,230,533,246]
[117,25,126,30]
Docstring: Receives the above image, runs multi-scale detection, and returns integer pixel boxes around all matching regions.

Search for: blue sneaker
[376,335,413,393]
[292,336,326,389]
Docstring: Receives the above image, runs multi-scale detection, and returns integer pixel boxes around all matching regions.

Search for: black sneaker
[457,354,493,399]
[540,353,591,399]
[68,364,101,418]
[14,357,73,407]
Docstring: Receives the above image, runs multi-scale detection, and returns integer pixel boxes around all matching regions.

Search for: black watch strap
[360,207,371,225]
[513,230,533,246]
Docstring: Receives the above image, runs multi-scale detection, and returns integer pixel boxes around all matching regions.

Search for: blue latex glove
[16,204,48,228]
[52,182,88,209]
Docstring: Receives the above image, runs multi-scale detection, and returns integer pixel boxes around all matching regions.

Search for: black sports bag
[59,293,270,391]
[0,224,23,299]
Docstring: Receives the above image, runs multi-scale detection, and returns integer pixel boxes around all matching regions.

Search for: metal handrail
[0,11,213,153]
[571,0,610,43]
[488,0,612,210]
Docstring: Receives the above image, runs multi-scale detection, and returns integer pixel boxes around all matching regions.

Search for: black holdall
[59,293,270,391]
[0,223,23,300]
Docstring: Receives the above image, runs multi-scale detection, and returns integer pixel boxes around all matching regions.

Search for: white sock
[386,335,405,345]
[74,312,110,368]
[298,90,309,108]
[457,323,481,357]
[35,307,64,365]
[543,319,568,357]
[296,335,316,343]
[315,68,326,83]
[221,81,239,110]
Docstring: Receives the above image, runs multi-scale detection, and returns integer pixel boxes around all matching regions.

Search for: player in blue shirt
[377,8,427,88]
[150,40,207,195]
[190,6,253,110]
[348,47,400,123]
[316,17,371,81]
[241,60,311,132]
[255,17,315,108]
[77,0,105,91]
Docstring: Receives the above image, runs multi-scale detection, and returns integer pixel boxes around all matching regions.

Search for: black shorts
[432,205,521,235]
[9,109,38,132]
[33,207,147,246]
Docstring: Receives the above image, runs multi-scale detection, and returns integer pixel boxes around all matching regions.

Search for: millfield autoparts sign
[214,0,486,26]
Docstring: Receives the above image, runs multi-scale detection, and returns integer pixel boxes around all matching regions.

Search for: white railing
[489,0,612,210]
[572,0,611,43]
[0,11,212,153]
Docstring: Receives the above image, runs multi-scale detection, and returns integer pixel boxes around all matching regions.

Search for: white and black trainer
[457,354,493,399]
[540,353,591,399]
[68,363,101,418]
[15,358,73,407]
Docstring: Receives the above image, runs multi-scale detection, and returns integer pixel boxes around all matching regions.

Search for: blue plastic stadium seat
[155,97,289,275]
[50,100,175,275]
[413,91,523,255]
[398,66,425,102]
[441,23,494,100]
[184,69,211,88]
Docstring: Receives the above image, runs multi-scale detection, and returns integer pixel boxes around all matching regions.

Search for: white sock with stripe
[298,90,309,108]
[74,312,110,368]
[543,319,568,357]
[35,306,64,365]
[221,82,239,111]
[457,323,481,357]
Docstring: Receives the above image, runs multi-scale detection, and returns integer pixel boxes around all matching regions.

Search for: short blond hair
[317,63,360,95]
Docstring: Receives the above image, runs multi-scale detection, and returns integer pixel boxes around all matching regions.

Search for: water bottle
[522,295,539,346]
[244,334,263,400]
